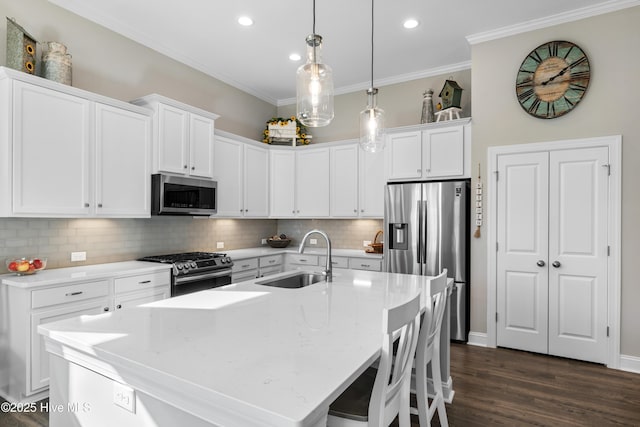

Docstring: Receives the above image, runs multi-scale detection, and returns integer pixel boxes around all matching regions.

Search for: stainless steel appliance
[151,174,217,216]
[384,180,470,341]
[138,252,233,296]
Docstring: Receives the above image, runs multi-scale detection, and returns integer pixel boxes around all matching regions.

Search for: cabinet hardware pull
[103,307,109,311]
[138,280,151,284]
[65,291,83,296]
[362,264,370,268]
[536,260,546,267]
[84,203,90,207]
[299,259,307,262]
[552,261,561,268]
[116,304,122,309]
[269,260,275,264]
[191,166,195,170]
[242,264,250,268]
[98,203,103,208]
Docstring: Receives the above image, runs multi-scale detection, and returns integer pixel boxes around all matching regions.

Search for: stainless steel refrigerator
[384,180,470,341]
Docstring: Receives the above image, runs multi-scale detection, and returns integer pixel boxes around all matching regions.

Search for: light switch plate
[113,382,135,413]
[310,238,317,245]
[216,242,224,249]
[363,240,372,247]
[261,238,267,245]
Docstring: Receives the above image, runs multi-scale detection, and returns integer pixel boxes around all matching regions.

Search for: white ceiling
[49,0,633,106]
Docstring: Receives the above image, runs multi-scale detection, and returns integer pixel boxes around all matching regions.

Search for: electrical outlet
[363,240,372,247]
[216,242,224,249]
[113,382,136,413]
[310,238,317,245]
[261,238,267,245]
[71,251,86,262]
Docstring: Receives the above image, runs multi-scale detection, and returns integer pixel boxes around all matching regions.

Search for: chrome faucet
[299,229,332,282]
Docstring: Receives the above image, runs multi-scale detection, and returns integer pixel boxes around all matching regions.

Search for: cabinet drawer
[32,280,109,309]
[319,256,349,269]
[259,254,283,267]
[287,254,319,266]
[114,271,170,294]
[232,269,258,283]
[349,258,382,271]
[232,258,259,273]
[259,265,283,277]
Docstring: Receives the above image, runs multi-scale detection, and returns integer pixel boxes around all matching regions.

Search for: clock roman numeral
[528,51,543,64]
[563,96,575,107]
[548,41,559,57]
[518,88,535,101]
[563,45,575,59]
[570,71,590,80]
[569,83,587,92]
[528,98,541,114]
[548,102,556,118]
[569,56,588,69]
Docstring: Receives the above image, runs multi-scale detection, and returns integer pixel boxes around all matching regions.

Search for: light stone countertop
[1,261,172,289]
[38,268,427,427]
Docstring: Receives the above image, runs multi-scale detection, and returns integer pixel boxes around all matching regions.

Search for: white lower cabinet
[232,255,285,283]
[319,255,382,271]
[0,266,171,402]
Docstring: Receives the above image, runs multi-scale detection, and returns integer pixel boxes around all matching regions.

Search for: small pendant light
[296,0,334,127]
[359,0,385,152]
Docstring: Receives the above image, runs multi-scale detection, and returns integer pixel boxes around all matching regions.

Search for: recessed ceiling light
[289,53,301,61]
[403,19,419,29]
[238,16,253,26]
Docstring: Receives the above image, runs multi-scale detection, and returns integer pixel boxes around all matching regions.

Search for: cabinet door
[359,148,385,217]
[269,150,296,217]
[330,145,359,217]
[189,113,214,178]
[95,103,151,217]
[12,81,91,216]
[386,131,422,180]
[31,298,110,393]
[157,103,189,174]
[213,136,243,216]
[244,144,269,217]
[115,287,170,310]
[296,148,330,217]
[423,126,464,178]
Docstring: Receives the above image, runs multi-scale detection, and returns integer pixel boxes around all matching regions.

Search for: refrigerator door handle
[417,200,423,265]
[422,200,428,266]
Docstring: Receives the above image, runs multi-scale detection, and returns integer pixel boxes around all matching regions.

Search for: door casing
[486,135,621,368]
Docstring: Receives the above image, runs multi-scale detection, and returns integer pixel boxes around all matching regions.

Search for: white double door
[496,146,609,363]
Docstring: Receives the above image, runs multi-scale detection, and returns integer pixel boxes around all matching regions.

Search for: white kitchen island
[39,269,452,427]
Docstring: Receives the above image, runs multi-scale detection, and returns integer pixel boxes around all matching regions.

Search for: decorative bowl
[6,257,47,275]
[266,238,291,248]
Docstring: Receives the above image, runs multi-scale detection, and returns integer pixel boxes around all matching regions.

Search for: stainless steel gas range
[138,252,233,297]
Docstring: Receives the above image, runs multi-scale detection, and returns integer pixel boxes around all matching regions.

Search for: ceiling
[49,0,630,106]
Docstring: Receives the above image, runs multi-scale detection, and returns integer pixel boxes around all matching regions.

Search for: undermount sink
[256,272,325,289]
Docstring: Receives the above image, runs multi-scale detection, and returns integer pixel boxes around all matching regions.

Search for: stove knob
[176,263,184,270]
[191,261,197,268]
[225,257,232,264]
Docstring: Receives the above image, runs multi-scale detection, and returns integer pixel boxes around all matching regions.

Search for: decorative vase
[421,89,435,124]
[41,42,72,85]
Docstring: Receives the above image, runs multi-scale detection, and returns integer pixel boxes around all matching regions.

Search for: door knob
[536,260,545,267]
[552,261,561,268]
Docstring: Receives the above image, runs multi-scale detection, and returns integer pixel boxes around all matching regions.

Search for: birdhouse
[6,17,37,75]
[438,80,463,110]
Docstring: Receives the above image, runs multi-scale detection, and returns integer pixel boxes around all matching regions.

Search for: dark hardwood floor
[2,343,639,426]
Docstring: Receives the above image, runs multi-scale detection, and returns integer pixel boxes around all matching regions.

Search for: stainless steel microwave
[151,174,217,216]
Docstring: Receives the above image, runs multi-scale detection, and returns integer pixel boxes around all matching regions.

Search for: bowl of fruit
[6,257,47,275]
[266,234,291,248]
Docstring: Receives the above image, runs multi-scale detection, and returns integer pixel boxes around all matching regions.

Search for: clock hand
[541,65,570,86]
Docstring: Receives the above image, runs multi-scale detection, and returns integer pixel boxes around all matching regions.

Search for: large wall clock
[515,40,590,119]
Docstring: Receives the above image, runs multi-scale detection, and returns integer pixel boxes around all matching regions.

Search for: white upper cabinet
[213,133,268,217]
[330,144,359,217]
[358,147,385,217]
[95,103,151,217]
[269,146,330,218]
[0,68,152,218]
[132,94,218,179]
[386,119,471,181]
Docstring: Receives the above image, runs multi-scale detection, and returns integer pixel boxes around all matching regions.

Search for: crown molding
[277,61,472,107]
[466,0,640,45]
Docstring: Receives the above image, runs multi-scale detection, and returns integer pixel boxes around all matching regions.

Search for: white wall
[470,7,640,357]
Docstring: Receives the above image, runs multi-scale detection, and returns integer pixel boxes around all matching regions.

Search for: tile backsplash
[0,217,382,273]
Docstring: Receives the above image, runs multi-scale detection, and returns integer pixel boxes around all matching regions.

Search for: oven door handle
[174,269,232,285]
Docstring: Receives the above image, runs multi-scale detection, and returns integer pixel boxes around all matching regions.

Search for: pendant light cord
[370,0,374,89]
[313,0,316,34]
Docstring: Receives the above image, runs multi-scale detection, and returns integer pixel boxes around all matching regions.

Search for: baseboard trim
[619,354,640,374]
[466,332,488,347]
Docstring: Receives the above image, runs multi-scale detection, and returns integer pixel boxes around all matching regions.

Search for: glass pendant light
[296,0,334,127]
[359,0,385,153]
